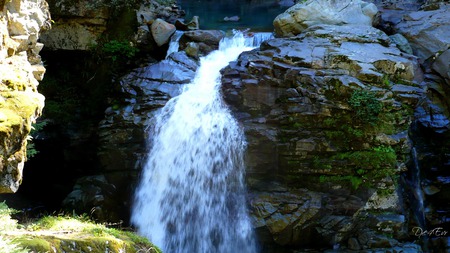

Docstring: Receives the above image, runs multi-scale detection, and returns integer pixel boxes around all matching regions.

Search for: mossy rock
[0,213,161,253]
[0,91,43,135]
[13,233,160,253]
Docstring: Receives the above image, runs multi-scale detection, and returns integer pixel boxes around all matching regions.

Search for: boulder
[151,18,176,47]
[179,30,225,57]
[224,16,240,22]
[62,175,118,221]
[175,16,199,31]
[273,0,378,37]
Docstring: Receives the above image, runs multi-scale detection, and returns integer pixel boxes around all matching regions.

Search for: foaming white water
[249,32,274,47]
[166,30,184,59]
[132,31,265,253]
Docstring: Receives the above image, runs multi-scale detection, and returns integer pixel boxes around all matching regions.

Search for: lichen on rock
[0,0,49,193]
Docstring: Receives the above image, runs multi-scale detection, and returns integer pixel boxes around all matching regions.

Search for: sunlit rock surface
[273,0,378,37]
[0,0,49,193]
[221,23,423,250]
[39,0,109,50]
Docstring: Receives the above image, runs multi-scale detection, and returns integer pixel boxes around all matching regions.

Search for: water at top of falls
[166,30,184,59]
[131,31,267,253]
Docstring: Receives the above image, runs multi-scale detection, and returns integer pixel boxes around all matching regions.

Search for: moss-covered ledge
[0,202,161,253]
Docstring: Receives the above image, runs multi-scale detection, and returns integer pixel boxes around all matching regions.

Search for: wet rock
[179,30,225,56]
[395,3,450,85]
[184,42,199,59]
[273,0,378,37]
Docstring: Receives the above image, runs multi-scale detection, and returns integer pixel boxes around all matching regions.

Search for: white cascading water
[165,30,184,59]
[132,31,272,253]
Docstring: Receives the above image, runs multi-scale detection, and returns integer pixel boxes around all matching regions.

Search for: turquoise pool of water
[177,0,291,31]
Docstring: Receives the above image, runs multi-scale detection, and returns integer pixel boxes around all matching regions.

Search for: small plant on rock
[101,40,139,62]
[348,90,383,125]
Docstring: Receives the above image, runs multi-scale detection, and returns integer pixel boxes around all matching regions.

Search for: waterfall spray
[132,31,271,253]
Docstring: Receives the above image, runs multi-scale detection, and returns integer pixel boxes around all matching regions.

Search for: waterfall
[132,31,268,253]
[249,32,274,47]
[411,147,426,229]
[166,30,184,59]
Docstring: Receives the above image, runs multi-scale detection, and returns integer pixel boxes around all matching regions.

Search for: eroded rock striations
[0,0,49,193]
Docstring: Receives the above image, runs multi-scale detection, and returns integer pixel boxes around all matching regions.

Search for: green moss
[333,145,396,170]
[348,90,383,125]
[319,175,364,189]
[0,91,41,130]
[324,146,397,189]
[1,203,160,253]
[100,40,139,62]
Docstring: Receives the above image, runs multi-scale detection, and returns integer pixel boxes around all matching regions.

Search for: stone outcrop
[93,51,199,221]
[395,4,449,85]
[221,23,423,250]
[41,0,184,51]
[273,0,378,37]
[39,0,109,50]
[150,18,175,47]
[178,30,225,57]
[389,3,450,251]
[0,0,49,193]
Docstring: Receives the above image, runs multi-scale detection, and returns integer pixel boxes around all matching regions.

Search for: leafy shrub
[348,90,383,125]
[0,236,28,253]
[0,201,18,230]
[26,121,48,159]
[101,40,139,62]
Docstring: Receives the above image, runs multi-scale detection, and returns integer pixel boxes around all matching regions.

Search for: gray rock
[273,0,378,37]
[348,237,361,250]
[221,20,422,248]
[390,33,413,54]
[179,30,225,56]
[62,175,118,221]
[151,18,176,47]
[396,4,450,64]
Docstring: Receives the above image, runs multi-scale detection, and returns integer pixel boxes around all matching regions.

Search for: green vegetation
[38,74,81,123]
[348,90,383,125]
[381,75,391,89]
[319,145,397,189]
[0,202,160,253]
[85,0,141,12]
[26,121,47,159]
[101,40,139,62]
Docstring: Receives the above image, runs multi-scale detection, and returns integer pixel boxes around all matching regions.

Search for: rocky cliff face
[221,21,423,250]
[8,0,449,251]
[0,0,49,193]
